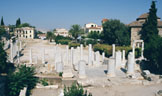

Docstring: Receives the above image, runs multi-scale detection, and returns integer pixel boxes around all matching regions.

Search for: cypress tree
[16,18,21,27]
[140,1,159,43]
[1,16,5,26]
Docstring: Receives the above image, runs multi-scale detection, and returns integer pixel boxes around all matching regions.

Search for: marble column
[71,47,74,66]
[56,62,63,73]
[88,44,92,66]
[10,40,13,63]
[102,52,105,62]
[42,48,45,64]
[29,48,32,64]
[112,44,115,58]
[19,41,22,51]
[66,45,69,65]
[122,50,125,62]
[95,51,100,66]
[107,58,115,77]
[35,56,38,64]
[127,52,135,74]
[17,45,20,64]
[141,42,144,58]
[80,44,83,60]
[115,51,122,68]
[78,60,86,78]
[132,42,135,57]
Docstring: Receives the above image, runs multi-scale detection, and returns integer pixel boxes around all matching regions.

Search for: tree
[87,31,101,39]
[16,18,21,27]
[46,31,54,42]
[1,16,5,26]
[139,1,162,74]
[64,83,92,96]
[139,1,159,43]
[102,19,130,46]
[6,65,38,96]
[69,24,84,40]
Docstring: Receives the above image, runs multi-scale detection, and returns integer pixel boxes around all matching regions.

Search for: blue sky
[1,0,162,31]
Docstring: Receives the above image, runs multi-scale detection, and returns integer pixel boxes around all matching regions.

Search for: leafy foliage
[46,31,55,42]
[16,18,21,27]
[93,44,141,58]
[64,83,92,96]
[0,42,14,73]
[6,65,38,96]
[87,31,101,39]
[55,35,72,44]
[68,43,80,49]
[1,16,5,26]
[102,19,130,46]
[139,1,162,74]
[40,79,48,86]
[69,24,84,40]
[139,1,158,43]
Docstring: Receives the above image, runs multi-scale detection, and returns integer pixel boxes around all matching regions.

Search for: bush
[55,35,72,44]
[6,65,38,96]
[40,79,48,86]
[69,43,80,49]
[64,83,92,96]
[93,44,141,58]
[85,39,97,45]
[57,39,71,45]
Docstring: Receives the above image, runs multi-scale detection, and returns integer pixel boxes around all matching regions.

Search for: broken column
[71,47,74,66]
[122,50,126,66]
[80,44,83,60]
[19,40,22,51]
[107,58,115,77]
[141,42,144,58]
[88,44,92,66]
[17,45,20,64]
[10,40,13,63]
[112,44,115,58]
[127,52,135,75]
[29,48,32,64]
[115,51,122,68]
[56,62,63,73]
[78,60,86,78]
[66,45,69,66]
[102,52,105,62]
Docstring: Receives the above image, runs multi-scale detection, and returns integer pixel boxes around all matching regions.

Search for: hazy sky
[1,0,162,31]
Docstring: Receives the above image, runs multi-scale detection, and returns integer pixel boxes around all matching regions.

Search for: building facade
[54,28,69,37]
[84,23,103,33]
[14,27,35,39]
[129,13,162,45]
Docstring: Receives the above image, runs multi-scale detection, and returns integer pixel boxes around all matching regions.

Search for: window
[30,35,32,37]
[30,31,31,33]
[26,31,27,34]
[91,25,94,27]
[26,36,27,38]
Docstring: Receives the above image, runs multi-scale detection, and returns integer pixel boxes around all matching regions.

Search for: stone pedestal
[127,52,135,75]
[80,44,83,60]
[107,58,115,77]
[78,60,86,79]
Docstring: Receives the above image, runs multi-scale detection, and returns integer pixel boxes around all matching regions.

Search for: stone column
[115,51,122,68]
[127,52,134,74]
[56,62,63,73]
[107,58,115,77]
[112,44,115,58]
[10,40,13,63]
[141,42,144,58]
[35,56,38,64]
[29,48,32,64]
[132,42,135,57]
[80,44,83,60]
[102,52,105,62]
[19,41,22,51]
[95,51,100,66]
[122,50,125,62]
[66,45,69,65]
[17,45,20,64]
[71,47,74,66]
[78,60,86,78]
[88,44,92,66]
[42,48,45,64]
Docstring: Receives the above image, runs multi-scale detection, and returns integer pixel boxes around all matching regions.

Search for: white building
[14,27,35,39]
[84,23,103,33]
[54,28,69,37]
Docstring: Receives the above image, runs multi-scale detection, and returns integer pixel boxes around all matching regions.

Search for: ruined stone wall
[158,28,162,37]
[131,27,141,45]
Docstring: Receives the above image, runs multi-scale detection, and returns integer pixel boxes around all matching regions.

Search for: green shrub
[57,39,71,45]
[69,43,80,49]
[55,35,72,44]
[93,44,141,58]
[64,83,92,96]
[85,39,97,45]
[40,78,48,86]
[59,72,63,77]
